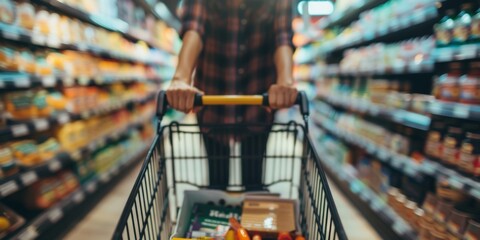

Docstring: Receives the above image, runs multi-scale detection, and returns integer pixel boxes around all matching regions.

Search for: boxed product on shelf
[0,203,25,238]
[20,170,79,210]
[0,145,18,179]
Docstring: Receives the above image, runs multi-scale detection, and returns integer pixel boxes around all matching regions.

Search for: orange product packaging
[9,140,42,166]
[4,90,36,119]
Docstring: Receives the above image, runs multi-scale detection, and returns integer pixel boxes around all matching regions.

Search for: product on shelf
[339,37,435,74]
[0,0,15,24]
[22,170,79,209]
[435,9,456,47]
[453,3,474,45]
[9,140,41,166]
[15,2,35,30]
[436,63,462,102]
[0,145,18,179]
[0,203,25,238]
[458,132,480,176]
[459,62,480,104]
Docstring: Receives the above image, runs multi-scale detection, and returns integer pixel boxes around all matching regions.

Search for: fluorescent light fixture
[297,1,334,16]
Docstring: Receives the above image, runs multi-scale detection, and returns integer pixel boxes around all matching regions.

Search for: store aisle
[65,163,380,239]
[65,163,142,240]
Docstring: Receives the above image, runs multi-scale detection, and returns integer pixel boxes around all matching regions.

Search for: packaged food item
[241,198,297,238]
[458,132,480,177]
[0,46,15,70]
[435,9,456,46]
[463,219,480,240]
[446,204,479,239]
[426,121,447,159]
[436,181,468,203]
[9,140,41,166]
[15,1,35,30]
[442,126,464,166]
[0,203,25,238]
[0,0,15,24]
[37,138,61,161]
[0,146,17,178]
[438,63,462,102]
[459,62,480,104]
[453,3,474,44]
[433,199,454,232]
[33,90,52,117]
[34,8,51,36]
[3,90,35,120]
[472,8,480,42]
[186,203,241,238]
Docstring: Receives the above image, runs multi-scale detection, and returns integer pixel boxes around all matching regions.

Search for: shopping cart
[113,91,347,240]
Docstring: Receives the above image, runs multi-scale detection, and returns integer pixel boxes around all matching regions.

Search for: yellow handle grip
[200,95,264,105]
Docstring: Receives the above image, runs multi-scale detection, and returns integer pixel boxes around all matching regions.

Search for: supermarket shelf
[317,95,431,131]
[434,44,480,62]
[0,92,156,143]
[0,153,73,199]
[0,117,151,199]
[321,0,387,29]
[324,63,434,77]
[317,149,417,240]
[320,7,437,55]
[312,111,480,201]
[0,23,163,65]
[32,0,161,49]
[8,144,149,240]
[0,72,161,90]
[134,0,181,33]
[429,100,480,121]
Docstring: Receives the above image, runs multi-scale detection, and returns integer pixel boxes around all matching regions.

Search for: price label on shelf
[377,148,390,160]
[18,226,39,240]
[63,76,75,87]
[41,75,56,87]
[48,159,61,172]
[100,173,111,183]
[48,208,63,223]
[2,29,20,40]
[86,182,97,193]
[0,181,19,197]
[57,113,70,124]
[435,48,455,62]
[33,118,49,131]
[73,191,85,204]
[430,102,442,115]
[21,172,38,186]
[422,161,437,175]
[11,124,29,137]
[449,177,465,190]
[453,105,470,118]
[459,44,478,60]
[0,81,5,88]
[77,43,88,51]
[14,77,31,88]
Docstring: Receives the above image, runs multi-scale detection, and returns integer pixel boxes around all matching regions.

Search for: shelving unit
[0,0,178,238]
[296,0,480,238]
[8,144,149,240]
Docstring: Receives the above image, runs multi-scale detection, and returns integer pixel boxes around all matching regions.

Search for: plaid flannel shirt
[180,0,294,125]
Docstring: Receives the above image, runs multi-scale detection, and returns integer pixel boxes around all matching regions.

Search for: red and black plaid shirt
[180,0,294,125]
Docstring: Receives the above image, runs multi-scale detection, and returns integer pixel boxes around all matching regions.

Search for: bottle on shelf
[435,9,456,47]
[458,131,480,178]
[453,3,474,45]
[437,62,463,102]
[459,61,480,105]
[472,7,480,42]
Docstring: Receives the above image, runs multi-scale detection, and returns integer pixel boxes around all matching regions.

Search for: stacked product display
[0,0,178,238]
[294,0,480,239]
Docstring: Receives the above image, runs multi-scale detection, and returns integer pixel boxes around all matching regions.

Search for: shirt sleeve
[179,0,206,40]
[274,0,294,49]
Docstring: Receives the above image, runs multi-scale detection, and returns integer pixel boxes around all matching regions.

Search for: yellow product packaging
[56,122,77,153]
[75,120,89,148]
[34,9,50,36]
[46,91,67,111]
[9,140,41,166]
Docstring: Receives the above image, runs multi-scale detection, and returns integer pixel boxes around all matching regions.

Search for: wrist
[276,76,294,86]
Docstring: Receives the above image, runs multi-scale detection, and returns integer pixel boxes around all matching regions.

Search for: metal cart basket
[113,91,347,240]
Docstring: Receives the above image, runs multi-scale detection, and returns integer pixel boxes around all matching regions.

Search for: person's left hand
[268,83,298,109]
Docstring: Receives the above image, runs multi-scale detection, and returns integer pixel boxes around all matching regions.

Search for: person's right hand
[166,80,202,113]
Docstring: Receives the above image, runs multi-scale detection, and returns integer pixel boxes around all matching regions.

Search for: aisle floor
[65,161,380,240]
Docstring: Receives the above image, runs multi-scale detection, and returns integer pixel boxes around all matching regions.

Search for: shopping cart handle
[156,91,309,119]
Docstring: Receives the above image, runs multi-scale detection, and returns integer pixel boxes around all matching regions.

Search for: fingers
[166,81,199,113]
[268,84,298,109]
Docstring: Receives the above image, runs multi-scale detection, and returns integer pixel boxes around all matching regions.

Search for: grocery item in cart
[0,203,25,239]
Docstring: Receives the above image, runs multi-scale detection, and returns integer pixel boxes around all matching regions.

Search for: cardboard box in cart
[170,190,299,240]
